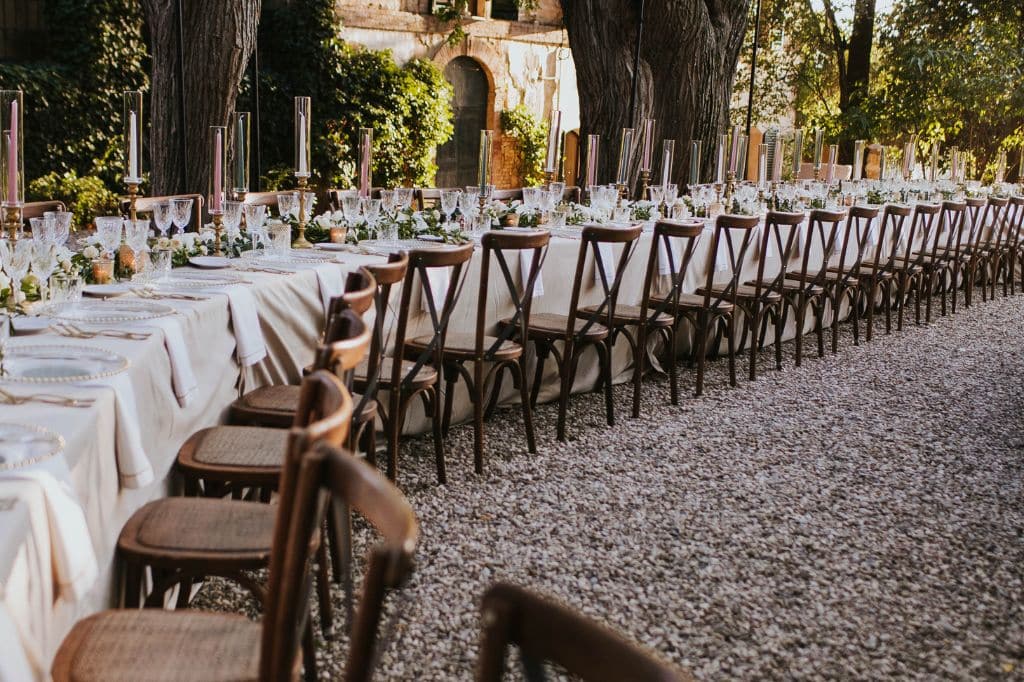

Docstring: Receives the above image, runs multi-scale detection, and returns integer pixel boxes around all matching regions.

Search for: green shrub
[28,171,120,229]
[500,105,548,187]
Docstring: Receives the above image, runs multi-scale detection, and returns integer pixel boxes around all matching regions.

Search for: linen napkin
[0,471,98,602]
[223,284,267,366]
[87,372,152,489]
[0,601,36,682]
[867,217,880,247]
[420,267,449,313]
[315,263,347,319]
[706,224,729,272]
[520,249,544,298]
[594,242,616,285]
[146,316,197,408]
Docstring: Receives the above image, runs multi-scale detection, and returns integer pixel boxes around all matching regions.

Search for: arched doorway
[436,57,489,188]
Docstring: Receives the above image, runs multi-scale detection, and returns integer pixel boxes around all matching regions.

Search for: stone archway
[435,56,490,188]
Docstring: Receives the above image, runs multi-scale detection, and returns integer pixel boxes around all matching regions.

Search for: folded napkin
[146,316,197,408]
[705,224,729,273]
[0,471,98,602]
[756,225,776,259]
[315,263,346,319]
[92,372,153,488]
[595,242,616,285]
[657,238,675,276]
[0,601,36,682]
[223,285,267,366]
[520,249,544,298]
[421,267,450,313]
[867,217,880,247]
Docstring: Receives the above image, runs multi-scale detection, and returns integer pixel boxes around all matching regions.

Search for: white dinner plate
[41,299,175,324]
[314,242,351,252]
[9,317,53,335]
[155,271,243,289]
[0,423,65,471]
[188,256,232,269]
[0,343,129,383]
[83,283,131,298]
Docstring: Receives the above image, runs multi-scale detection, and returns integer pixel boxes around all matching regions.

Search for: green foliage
[500,105,548,187]
[433,0,540,45]
[28,171,119,229]
[0,0,147,192]
[246,0,453,191]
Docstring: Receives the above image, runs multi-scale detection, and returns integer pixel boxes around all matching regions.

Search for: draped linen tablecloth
[0,212,930,678]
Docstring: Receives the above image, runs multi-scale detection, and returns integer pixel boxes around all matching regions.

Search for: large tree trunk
[826,0,875,162]
[561,0,751,189]
[142,0,260,202]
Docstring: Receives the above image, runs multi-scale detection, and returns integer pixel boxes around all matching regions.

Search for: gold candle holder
[91,258,114,284]
[3,204,21,241]
[211,212,224,256]
[126,181,140,226]
[292,177,313,249]
[637,169,651,201]
[543,169,556,186]
[724,170,737,209]
[235,190,248,231]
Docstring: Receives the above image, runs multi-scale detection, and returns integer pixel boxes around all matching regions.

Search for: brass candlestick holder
[813,165,822,182]
[126,181,140,226]
[637,169,651,201]
[292,177,313,249]
[543,169,556,185]
[211,212,224,256]
[723,171,737,210]
[235,190,248,232]
[3,204,21,241]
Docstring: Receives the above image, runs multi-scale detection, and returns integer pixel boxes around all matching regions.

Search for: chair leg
[600,340,614,426]
[440,369,457,437]
[315,528,334,640]
[632,325,647,418]
[794,298,806,367]
[385,388,403,483]
[515,359,537,453]
[665,326,679,405]
[556,344,573,441]
[302,620,318,682]
[814,298,826,359]
[122,557,143,608]
[530,345,548,408]
[850,288,860,346]
[830,291,841,354]
[725,315,737,387]
[472,360,485,475]
[483,368,505,421]
[429,385,446,484]
[747,306,760,382]
[693,312,709,397]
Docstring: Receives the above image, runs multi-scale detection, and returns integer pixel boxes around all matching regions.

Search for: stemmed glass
[380,189,397,219]
[152,202,173,239]
[244,204,267,254]
[276,192,298,221]
[440,188,461,229]
[460,187,480,227]
[538,187,557,219]
[30,242,56,301]
[341,195,362,226]
[6,241,31,303]
[95,217,123,258]
[362,198,381,229]
[169,198,194,235]
[46,211,72,247]
[222,201,243,256]
[663,183,679,217]
[124,219,151,280]
[29,216,55,244]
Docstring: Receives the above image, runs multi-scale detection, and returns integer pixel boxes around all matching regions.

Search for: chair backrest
[697,213,760,309]
[311,308,373,387]
[1001,196,1024,249]
[789,209,845,293]
[901,202,941,265]
[327,188,386,209]
[561,186,581,204]
[929,200,967,261]
[864,203,911,278]
[564,223,643,341]
[262,439,417,681]
[640,220,703,321]
[491,188,523,202]
[125,194,205,229]
[478,230,550,360]
[971,196,1008,252]
[244,191,283,208]
[360,253,410,405]
[831,204,879,285]
[327,267,377,321]
[392,244,475,390]
[22,200,67,221]
[477,582,691,682]
[260,370,354,680]
[416,188,441,211]
[750,210,805,301]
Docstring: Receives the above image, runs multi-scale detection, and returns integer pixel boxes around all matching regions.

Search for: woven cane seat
[175,426,288,489]
[578,304,674,327]
[353,358,437,391]
[748,276,825,296]
[699,284,783,302]
[228,385,377,429]
[517,312,609,341]
[408,333,523,361]
[118,497,275,563]
[51,609,263,682]
[649,292,735,312]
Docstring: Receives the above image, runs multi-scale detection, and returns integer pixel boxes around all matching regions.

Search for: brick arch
[432,39,506,130]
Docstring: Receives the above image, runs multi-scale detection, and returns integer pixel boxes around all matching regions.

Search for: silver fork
[132,288,208,302]
[0,386,95,408]
[54,323,150,341]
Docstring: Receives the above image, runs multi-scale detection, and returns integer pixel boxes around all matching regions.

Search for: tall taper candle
[660,139,676,187]
[757,143,769,189]
[358,127,373,198]
[878,145,887,180]
[295,96,311,178]
[812,128,824,171]
[616,127,635,186]
[736,134,748,180]
[995,150,1006,183]
[640,118,655,172]
[853,140,866,180]
[729,124,742,173]
[233,111,250,194]
[585,134,600,187]
[478,129,493,191]
[210,126,224,214]
[687,140,700,186]
[949,146,959,182]
[772,136,783,183]
[792,129,804,176]
[544,110,561,173]
[902,141,914,179]
[715,134,727,184]
[928,142,940,182]
[1018,143,1024,181]
[7,98,17,203]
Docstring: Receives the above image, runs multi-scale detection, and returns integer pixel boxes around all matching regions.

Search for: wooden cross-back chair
[54,370,355,682]
[612,220,703,416]
[995,196,1024,297]
[822,204,878,353]
[890,202,941,330]
[360,243,474,484]
[854,203,910,341]
[918,200,967,321]
[477,582,692,682]
[122,193,204,229]
[22,200,67,221]
[517,223,642,441]
[962,196,1008,306]
[407,230,548,473]
[416,187,441,210]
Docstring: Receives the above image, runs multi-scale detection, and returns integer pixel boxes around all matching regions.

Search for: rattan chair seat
[748,276,824,295]
[228,385,377,429]
[699,284,782,302]
[353,357,437,391]
[648,292,736,312]
[407,332,523,361]
[175,426,289,488]
[577,304,674,327]
[119,497,275,562]
[51,609,264,682]
[518,312,609,341]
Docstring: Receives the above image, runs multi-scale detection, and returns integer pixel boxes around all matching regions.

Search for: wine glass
[124,219,151,280]
[30,242,56,300]
[440,188,461,228]
[151,202,173,238]
[276,192,298,220]
[522,187,542,212]
[169,198,194,235]
[396,187,414,212]
[222,200,243,255]
[341,195,362,225]
[379,189,397,218]
[95,217,123,258]
[7,240,31,301]
[46,211,72,246]
[243,204,267,254]
[361,198,381,228]
[460,188,480,224]
[549,181,566,200]
[29,216,55,244]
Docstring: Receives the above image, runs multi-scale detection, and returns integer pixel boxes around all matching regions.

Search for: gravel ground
[195,291,1024,680]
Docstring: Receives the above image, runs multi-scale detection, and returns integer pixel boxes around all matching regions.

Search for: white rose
[60,259,72,273]
[199,245,208,255]
[82,245,99,260]
[13,290,26,304]
[314,214,331,229]
[157,237,172,249]
[332,210,345,223]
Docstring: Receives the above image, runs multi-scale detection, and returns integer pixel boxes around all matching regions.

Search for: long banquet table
[0,211,943,678]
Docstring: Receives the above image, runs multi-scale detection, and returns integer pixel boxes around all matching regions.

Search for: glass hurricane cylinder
[812,128,824,171]
[616,127,635,186]
[544,110,561,173]
[357,127,373,198]
[232,111,250,196]
[294,96,311,178]
[715,134,727,184]
[853,140,866,180]
[122,90,143,184]
[757,143,769,189]
[929,142,940,183]
[640,118,655,172]
[1,89,24,206]
[792,129,804,176]
[208,126,227,215]
[478,130,493,191]
[584,134,600,188]
[660,139,676,187]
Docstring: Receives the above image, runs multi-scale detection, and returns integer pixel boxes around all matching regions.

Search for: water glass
[440,189,461,225]
[29,216,55,244]
[663,183,679,207]
[341,195,362,225]
[379,221,399,244]
[151,248,173,281]
[268,223,292,259]
[549,181,566,200]
[169,198,193,235]
[549,210,567,228]
[44,211,72,245]
[522,187,542,211]
[380,189,397,217]
[276,192,298,220]
[649,185,665,206]
[222,201,243,253]
[395,187,414,211]
[362,198,381,226]
[151,203,173,238]
[95,216,123,256]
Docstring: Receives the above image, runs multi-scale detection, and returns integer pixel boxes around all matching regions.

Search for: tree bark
[821,0,875,161]
[561,0,751,188]
[142,0,260,201]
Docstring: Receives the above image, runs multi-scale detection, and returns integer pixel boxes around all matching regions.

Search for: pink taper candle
[7,98,17,203]
[212,128,223,213]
